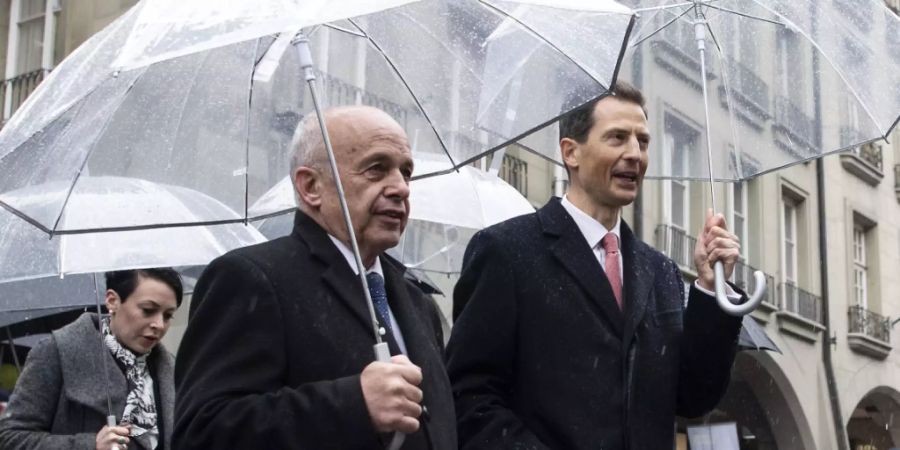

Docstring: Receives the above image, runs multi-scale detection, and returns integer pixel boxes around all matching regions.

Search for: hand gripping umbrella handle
[374,343,406,450]
[714,261,766,316]
[108,415,121,450]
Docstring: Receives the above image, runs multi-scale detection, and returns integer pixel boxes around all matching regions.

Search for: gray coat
[0,313,175,450]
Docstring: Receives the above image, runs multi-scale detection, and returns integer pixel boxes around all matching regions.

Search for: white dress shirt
[328,235,408,354]
[560,195,739,301]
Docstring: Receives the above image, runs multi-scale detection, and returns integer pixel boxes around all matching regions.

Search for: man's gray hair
[289,113,325,175]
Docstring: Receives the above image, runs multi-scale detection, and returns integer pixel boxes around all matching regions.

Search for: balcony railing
[778,281,822,324]
[654,224,697,270]
[733,260,775,305]
[848,305,890,344]
[723,57,770,116]
[833,0,874,31]
[895,164,900,191]
[312,70,413,128]
[851,142,883,171]
[0,69,47,122]
[773,95,816,148]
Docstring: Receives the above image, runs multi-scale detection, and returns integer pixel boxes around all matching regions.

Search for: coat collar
[290,210,423,349]
[537,198,657,338]
[53,313,175,435]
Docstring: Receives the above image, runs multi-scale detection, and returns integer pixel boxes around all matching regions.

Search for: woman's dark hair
[559,81,647,144]
[105,268,184,307]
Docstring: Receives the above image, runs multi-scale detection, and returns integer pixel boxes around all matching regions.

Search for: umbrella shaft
[296,33,384,345]
[693,12,718,213]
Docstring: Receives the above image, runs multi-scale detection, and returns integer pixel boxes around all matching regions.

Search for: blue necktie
[366,272,394,336]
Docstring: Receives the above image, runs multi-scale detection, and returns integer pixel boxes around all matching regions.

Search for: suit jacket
[445,198,743,450]
[173,210,456,450]
[0,313,175,450]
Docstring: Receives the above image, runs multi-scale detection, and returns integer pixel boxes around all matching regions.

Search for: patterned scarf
[101,317,159,450]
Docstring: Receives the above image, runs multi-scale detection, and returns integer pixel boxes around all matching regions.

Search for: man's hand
[361,355,424,434]
[693,209,741,291]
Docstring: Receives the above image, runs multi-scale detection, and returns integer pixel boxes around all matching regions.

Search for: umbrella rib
[703,3,788,27]
[609,15,636,90]
[243,39,264,223]
[50,73,147,236]
[321,23,368,38]
[46,217,246,235]
[630,5,694,48]
[747,0,887,133]
[479,1,609,88]
[0,201,53,235]
[346,18,457,167]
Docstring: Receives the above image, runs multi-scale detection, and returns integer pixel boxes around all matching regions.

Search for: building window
[499,154,528,197]
[852,224,868,308]
[664,113,698,231]
[781,195,799,287]
[16,0,47,75]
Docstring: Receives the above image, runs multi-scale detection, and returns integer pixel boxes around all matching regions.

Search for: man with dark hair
[446,81,744,449]
[174,106,455,449]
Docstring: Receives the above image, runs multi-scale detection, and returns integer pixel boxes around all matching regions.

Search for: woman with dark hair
[0,268,182,450]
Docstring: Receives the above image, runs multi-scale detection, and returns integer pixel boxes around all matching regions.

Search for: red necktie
[601,233,623,310]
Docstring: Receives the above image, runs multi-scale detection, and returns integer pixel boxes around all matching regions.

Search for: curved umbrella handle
[714,261,766,316]
[374,343,407,450]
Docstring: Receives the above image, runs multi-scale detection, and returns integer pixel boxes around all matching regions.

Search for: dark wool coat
[0,313,175,450]
[173,210,456,450]
[446,198,743,450]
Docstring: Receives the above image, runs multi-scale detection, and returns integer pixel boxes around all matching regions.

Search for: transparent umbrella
[253,157,534,274]
[0,176,265,432]
[0,176,266,282]
[0,3,634,446]
[526,0,900,315]
[0,0,634,231]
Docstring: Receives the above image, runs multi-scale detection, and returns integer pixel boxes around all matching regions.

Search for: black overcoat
[174,211,456,449]
[446,198,742,450]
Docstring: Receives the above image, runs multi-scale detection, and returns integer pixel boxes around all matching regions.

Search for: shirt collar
[327,235,384,277]
[560,194,621,249]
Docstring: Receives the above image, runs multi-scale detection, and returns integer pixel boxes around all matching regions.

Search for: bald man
[174,107,456,450]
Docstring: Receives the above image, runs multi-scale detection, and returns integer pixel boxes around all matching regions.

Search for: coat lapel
[382,256,433,362]
[54,313,127,418]
[620,222,657,349]
[539,200,625,336]
[291,211,379,335]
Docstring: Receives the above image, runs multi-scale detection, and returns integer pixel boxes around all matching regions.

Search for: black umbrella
[738,316,780,353]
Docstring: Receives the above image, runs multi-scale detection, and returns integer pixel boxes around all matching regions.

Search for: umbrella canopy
[738,315,780,353]
[615,0,900,181]
[253,159,534,274]
[0,0,634,233]
[0,176,266,283]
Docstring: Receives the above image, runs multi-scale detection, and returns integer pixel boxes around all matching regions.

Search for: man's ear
[560,137,580,171]
[294,166,323,208]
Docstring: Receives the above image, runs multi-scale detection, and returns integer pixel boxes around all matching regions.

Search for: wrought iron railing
[774,95,815,146]
[654,224,697,270]
[852,142,883,171]
[723,57,769,114]
[848,305,890,343]
[0,68,47,122]
[895,164,900,191]
[312,70,413,128]
[778,281,822,324]
[833,0,874,30]
[733,259,775,305]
